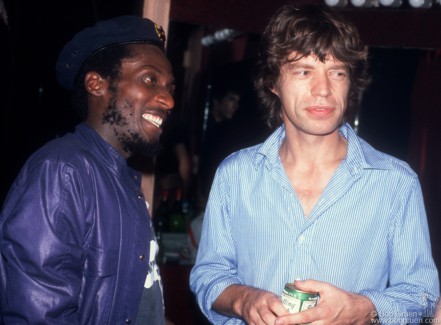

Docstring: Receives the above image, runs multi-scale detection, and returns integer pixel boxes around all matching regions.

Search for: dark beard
[122,132,163,157]
[102,97,162,158]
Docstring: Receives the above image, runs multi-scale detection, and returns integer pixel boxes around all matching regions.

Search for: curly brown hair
[254,2,370,129]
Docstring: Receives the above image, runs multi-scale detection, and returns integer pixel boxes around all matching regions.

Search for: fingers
[244,290,291,325]
[293,279,329,294]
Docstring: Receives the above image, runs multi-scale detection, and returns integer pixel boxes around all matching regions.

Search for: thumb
[293,279,322,293]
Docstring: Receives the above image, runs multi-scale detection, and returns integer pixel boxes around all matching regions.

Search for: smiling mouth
[142,113,163,128]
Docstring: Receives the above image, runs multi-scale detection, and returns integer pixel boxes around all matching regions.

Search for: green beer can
[281,283,319,313]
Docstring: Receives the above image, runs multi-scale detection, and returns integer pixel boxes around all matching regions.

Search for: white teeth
[142,113,163,128]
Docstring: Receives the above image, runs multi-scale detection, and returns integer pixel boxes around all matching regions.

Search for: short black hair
[72,43,134,120]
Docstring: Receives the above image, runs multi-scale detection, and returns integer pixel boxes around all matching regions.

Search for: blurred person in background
[197,76,242,205]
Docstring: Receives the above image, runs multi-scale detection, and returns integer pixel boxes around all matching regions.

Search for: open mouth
[142,113,163,128]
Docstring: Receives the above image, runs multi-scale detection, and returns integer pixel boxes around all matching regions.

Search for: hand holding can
[281,283,319,313]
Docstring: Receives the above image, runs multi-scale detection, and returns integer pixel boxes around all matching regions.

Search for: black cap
[56,15,166,92]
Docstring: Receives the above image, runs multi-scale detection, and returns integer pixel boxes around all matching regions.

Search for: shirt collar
[253,125,285,170]
[253,123,392,174]
[341,123,392,174]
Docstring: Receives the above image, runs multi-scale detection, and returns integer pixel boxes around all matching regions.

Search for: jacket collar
[74,123,141,185]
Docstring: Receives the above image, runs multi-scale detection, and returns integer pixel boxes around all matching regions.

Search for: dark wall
[0,0,143,202]
[356,47,441,269]
[357,47,423,161]
[170,0,441,48]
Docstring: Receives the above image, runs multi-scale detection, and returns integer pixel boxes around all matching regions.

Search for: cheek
[336,84,350,104]
[116,99,137,118]
[279,84,302,105]
[119,83,146,101]
[118,88,147,111]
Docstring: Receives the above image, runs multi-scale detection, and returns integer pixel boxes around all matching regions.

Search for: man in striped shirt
[190,3,439,325]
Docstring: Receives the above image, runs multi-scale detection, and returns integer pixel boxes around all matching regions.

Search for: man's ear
[84,72,108,96]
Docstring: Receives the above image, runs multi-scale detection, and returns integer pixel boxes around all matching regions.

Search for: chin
[126,140,162,158]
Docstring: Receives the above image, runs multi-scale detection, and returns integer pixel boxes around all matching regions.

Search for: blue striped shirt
[190,123,439,324]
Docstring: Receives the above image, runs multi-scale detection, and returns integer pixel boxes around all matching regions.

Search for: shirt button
[139,254,145,261]
[297,235,305,244]
[125,319,132,324]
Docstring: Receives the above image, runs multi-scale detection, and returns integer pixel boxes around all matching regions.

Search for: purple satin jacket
[0,123,158,324]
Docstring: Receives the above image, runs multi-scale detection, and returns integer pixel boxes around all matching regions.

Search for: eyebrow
[286,62,313,69]
[286,61,348,71]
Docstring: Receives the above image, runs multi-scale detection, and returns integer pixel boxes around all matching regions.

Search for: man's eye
[291,69,309,77]
[330,71,347,80]
[143,75,157,84]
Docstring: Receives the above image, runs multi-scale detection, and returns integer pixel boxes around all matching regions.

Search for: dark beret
[56,15,166,92]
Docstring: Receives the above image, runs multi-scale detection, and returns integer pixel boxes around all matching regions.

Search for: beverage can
[281,283,319,314]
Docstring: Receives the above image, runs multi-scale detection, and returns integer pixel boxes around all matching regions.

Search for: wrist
[352,292,377,325]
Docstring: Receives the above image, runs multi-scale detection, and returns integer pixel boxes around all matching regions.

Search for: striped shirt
[190,123,439,324]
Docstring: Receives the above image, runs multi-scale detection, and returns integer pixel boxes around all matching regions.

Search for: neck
[280,129,347,168]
